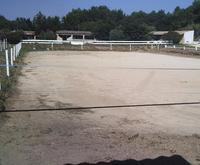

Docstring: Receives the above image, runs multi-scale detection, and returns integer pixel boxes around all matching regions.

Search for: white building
[152,30,194,44]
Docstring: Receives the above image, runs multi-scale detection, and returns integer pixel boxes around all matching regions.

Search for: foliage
[161,31,183,44]
[109,28,126,40]
[1,1,200,40]
[6,31,24,44]
[38,31,56,40]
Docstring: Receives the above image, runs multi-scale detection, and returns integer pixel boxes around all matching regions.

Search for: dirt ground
[1,51,200,165]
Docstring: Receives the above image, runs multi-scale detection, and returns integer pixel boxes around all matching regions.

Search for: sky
[0,0,194,20]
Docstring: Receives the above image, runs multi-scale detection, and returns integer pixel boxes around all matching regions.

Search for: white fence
[0,39,8,51]
[22,39,171,45]
[21,39,200,52]
[4,42,22,77]
[165,45,200,51]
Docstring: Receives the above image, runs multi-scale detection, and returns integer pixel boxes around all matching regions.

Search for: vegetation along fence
[0,42,22,90]
[0,39,8,51]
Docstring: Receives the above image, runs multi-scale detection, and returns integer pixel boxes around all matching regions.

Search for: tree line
[0,0,200,42]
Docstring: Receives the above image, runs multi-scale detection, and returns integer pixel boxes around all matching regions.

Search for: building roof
[56,30,92,36]
[23,31,36,36]
[151,30,194,36]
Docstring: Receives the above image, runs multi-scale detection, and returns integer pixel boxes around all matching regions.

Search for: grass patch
[0,46,27,111]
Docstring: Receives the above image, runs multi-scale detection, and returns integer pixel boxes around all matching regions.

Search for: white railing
[165,45,200,51]
[22,39,171,45]
[4,42,22,77]
[91,40,171,45]
[22,39,70,44]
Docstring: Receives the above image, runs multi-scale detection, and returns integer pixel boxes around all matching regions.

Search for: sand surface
[1,51,200,165]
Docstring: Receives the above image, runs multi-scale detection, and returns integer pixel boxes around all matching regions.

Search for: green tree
[14,17,33,30]
[46,16,61,32]
[33,12,47,33]
[0,15,11,30]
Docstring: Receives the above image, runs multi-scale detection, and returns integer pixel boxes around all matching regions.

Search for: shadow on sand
[64,155,190,165]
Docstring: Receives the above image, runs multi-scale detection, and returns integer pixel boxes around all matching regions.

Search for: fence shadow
[64,155,191,165]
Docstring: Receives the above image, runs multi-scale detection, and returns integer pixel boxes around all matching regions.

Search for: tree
[46,16,61,32]
[0,15,11,30]
[14,17,33,30]
[122,16,153,40]
[33,12,47,34]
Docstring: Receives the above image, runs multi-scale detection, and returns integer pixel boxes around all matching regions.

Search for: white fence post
[5,50,10,77]
[110,44,112,51]
[5,38,8,49]
[173,45,176,49]
[129,44,132,51]
[13,46,16,61]
[0,41,2,51]
[51,42,54,50]
[15,46,17,58]
[183,46,186,50]
[3,39,5,50]
[195,46,198,51]
[157,45,160,50]
[10,48,13,66]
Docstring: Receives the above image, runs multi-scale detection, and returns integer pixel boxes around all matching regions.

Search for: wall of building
[182,31,194,44]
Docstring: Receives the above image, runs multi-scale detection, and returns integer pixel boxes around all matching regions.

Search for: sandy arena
[1,51,200,165]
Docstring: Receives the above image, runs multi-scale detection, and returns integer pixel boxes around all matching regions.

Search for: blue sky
[0,0,194,20]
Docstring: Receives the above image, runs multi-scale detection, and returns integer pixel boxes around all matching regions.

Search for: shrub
[6,31,24,44]
[162,31,183,44]
[109,29,127,40]
[38,31,56,40]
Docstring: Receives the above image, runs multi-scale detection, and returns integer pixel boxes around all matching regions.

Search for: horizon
[0,0,194,20]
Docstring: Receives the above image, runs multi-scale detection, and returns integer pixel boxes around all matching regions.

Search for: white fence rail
[22,39,171,45]
[4,42,22,77]
[21,39,200,52]
[91,40,171,45]
[165,45,200,51]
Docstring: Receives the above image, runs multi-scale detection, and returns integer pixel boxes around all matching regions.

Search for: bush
[162,31,183,44]
[109,29,127,40]
[38,31,56,40]
[6,31,24,44]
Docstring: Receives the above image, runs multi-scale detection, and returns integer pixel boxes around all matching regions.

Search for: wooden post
[81,44,83,50]
[5,50,10,77]
[130,44,132,51]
